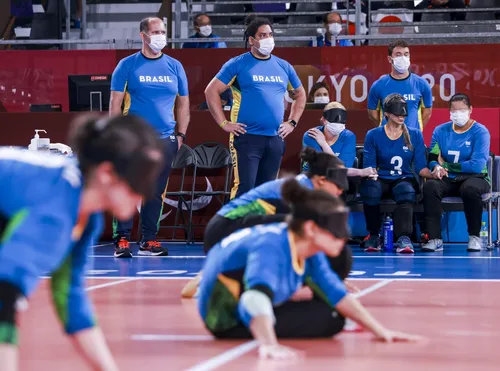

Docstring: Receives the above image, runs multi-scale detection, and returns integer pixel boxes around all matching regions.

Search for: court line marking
[184,279,394,371]
[89,255,206,259]
[132,334,214,341]
[86,277,139,291]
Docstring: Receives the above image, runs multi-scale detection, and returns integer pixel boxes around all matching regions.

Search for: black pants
[423,177,490,239]
[360,178,418,240]
[204,214,352,281]
[212,299,345,339]
[113,136,179,242]
[230,133,285,199]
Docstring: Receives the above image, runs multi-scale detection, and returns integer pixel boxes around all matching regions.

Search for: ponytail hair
[301,147,344,177]
[68,114,164,197]
[401,123,413,152]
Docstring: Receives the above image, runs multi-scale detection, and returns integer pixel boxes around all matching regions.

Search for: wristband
[220,120,228,128]
[176,132,186,140]
[288,119,297,128]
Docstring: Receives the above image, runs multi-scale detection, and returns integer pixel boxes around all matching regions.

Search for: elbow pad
[240,289,276,324]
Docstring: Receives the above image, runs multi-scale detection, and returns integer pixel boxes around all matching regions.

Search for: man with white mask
[109,17,190,258]
[309,12,354,47]
[367,40,432,131]
[205,16,306,198]
[182,13,227,49]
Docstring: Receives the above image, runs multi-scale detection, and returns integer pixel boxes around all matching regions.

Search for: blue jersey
[363,126,427,180]
[429,121,490,179]
[302,127,356,171]
[217,174,313,219]
[182,34,227,49]
[216,52,302,136]
[367,73,432,131]
[0,148,101,335]
[309,36,354,47]
[111,51,189,138]
[198,222,348,332]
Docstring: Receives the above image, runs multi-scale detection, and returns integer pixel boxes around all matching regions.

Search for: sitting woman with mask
[197,178,420,360]
[361,93,437,254]
[421,93,491,253]
[309,11,354,47]
[307,82,330,105]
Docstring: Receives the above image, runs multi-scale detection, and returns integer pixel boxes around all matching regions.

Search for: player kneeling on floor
[197,178,421,360]
[0,114,164,371]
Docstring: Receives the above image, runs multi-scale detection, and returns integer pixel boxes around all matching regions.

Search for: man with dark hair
[367,40,432,131]
[205,16,306,199]
[109,16,190,258]
[182,13,226,49]
[309,12,354,47]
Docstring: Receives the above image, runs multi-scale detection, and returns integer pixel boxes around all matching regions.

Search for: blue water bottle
[383,216,393,251]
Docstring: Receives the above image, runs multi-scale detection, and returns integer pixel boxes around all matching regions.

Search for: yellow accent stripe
[256,199,276,215]
[417,98,423,131]
[377,100,382,127]
[123,81,131,116]
[217,273,240,299]
[229,133,240,199]
[230,85,241,124]
[384,125,403,140]
[288,231,305,276]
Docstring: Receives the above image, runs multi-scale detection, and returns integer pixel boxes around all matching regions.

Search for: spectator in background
[367,40,432,131]
[308,81,330,104]
[310,12,354,47]
[422,93,490,253]
[413,0,466,22]
[183,13,227,49]
[199,89,232,111]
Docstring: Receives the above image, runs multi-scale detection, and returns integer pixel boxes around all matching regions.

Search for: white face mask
[147,34,166,53]
[325,122,345,136]
[199,25,212,37]
[328,23,342,36]
[256,37,275,56]
[391,56,410,73]
[450,110,470,127]
[314,96,330,104]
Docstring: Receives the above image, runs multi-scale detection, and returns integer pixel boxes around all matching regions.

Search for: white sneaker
[421,239,443,252]
[467,235,482,252]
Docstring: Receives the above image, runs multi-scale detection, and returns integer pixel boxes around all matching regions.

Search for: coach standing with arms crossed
[109,17,190,258]
[205,16,306,198]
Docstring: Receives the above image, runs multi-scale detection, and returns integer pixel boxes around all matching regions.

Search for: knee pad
[393,181,416,204]
[360,179,382,205]
[0,281,25,345]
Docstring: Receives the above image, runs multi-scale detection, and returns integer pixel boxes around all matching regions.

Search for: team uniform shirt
[309,36,354,47]
[216,52,302,136]
[363,126,427,180]
[111,51,189,138]
[0,148,102,334]
[367,73,432,131]
[302,127,356,171]
[217,174,313,219]
[429,121,490,180]
[198,222,348,332]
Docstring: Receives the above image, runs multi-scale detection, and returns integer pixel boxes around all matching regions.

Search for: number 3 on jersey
[390,156,403,176]
[448,150,460,163]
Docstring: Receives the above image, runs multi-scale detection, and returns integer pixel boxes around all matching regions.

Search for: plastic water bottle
[480,222,488,249]
[383,216,393,251]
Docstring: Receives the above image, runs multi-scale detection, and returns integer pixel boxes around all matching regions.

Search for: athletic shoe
[467,235,482,252]
[395,236,414,254]
[139,240,168,256]
[363,234,382,252]
[114,237,132,258]
[421,238,443,252]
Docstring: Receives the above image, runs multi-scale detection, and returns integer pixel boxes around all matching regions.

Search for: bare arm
[70,328,119,371]
[205,77,246,135]
[175,95,190,147]
[109,91,124,117]
[288,86,306,123]
[421,107,432,127]
[368,109,380,126]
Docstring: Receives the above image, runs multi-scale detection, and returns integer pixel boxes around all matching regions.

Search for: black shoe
[139,241,168,256]
[114,237,132,258]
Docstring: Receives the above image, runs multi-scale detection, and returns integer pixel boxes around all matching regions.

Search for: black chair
[492,155,500,247]
[156,144,197,243]
[188,142,233,242]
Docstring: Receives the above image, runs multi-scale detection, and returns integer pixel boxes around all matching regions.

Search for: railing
[2,0,500,49]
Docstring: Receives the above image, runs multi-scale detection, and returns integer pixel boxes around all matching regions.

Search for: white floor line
[85,277,139,291]
[132,334,214,341]
[184,279,394,371]
[352,255,500,259]
[89,255,206,259]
